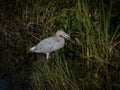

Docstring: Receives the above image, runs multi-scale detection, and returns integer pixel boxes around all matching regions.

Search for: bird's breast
[58,37,65,47]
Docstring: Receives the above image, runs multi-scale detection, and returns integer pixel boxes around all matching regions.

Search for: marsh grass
[31,52,79,90]
[0,0,120,90]
[30,0,119,87]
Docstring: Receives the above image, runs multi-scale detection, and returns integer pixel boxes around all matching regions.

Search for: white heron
[30,30,70,61]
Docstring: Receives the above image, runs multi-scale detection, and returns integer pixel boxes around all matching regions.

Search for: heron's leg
[46,53,50,61]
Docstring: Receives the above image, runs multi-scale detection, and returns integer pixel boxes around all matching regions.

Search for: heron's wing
[35,37,59,53]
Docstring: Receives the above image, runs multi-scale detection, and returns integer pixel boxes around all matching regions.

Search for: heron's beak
[64,33,71,40]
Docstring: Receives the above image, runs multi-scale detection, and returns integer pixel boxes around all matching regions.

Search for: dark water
[0,73,32,90]
[0,76,9,90]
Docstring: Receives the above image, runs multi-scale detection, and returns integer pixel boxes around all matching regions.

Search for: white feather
[30,46,36,51]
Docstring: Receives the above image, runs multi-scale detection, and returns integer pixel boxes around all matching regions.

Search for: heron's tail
[30,46,36,52]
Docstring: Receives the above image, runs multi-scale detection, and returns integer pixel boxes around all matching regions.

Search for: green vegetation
[0,0,120,90]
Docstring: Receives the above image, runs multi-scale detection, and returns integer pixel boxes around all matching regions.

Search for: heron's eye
[59,35,63,37]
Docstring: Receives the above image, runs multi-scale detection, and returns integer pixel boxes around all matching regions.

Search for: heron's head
[56,30,70,40]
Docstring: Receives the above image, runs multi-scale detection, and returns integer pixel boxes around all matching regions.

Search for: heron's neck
[56,36,65,44]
